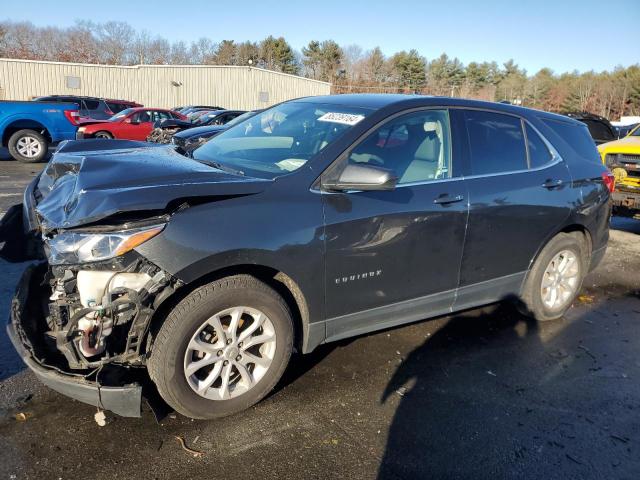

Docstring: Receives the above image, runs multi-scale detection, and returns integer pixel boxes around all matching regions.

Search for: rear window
[581,119,615,142]
[106,102,131,113]
[541,119,601,163]
[464,110,527,175]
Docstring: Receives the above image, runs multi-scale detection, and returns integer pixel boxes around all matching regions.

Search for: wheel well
[558,224,592,259]
[522,224,593,293]
[2,120,52,146]
[146,265,309,354]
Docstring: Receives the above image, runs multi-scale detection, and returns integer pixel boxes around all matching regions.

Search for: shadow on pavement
[377,296,640,479]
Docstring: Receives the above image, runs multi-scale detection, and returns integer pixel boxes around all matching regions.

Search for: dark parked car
[566,112,617,145]
[613,123,639,138]
[175,105,225,115]
[171,110,262,152]
[33,95,142,121]
[148,110,246,143]
[1,95,612,420]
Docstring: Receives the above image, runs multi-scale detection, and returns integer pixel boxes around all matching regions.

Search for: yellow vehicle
[598,125,640,218]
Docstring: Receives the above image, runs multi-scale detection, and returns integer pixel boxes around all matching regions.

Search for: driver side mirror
[124,117,139,125]
[322,164,398,192]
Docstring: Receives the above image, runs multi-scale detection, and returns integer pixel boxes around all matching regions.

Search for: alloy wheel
[540,249,580,310]
[183,306,277,400]
[16,136,42,158]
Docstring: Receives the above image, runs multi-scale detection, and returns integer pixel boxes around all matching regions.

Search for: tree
[214,40,237,65]
[495,59,527,103]
[259,36,298,74]
[90,21,135,64]
[363,47,388,84]
[302,40,322,79]
[427,54,465,95]
[236,41,259,66]
[391,50,426,91]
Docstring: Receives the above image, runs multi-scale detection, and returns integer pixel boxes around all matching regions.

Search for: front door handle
[433,194,465,204]
[542,179,564,189]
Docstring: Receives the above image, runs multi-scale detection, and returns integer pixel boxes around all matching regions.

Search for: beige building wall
[0,58,331,109]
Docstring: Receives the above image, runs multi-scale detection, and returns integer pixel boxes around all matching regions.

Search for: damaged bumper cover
[8,264,143,417]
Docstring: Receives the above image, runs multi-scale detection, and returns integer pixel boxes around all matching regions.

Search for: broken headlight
[46,224,164,265]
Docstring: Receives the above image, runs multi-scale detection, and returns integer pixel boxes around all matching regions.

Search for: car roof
[37,95,138,103]
[291,94,579,125]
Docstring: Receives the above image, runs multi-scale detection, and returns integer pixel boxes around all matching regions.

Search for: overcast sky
[2,0,638,74]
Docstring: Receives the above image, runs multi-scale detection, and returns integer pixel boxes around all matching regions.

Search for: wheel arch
[146,263,314,357]
[2,119,52,146]
[522,222,593,294]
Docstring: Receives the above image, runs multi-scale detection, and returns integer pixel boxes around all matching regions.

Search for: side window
[525,124,553,168]
[150,111,170,122]
[83,99,100,111]
[464,110,527,175]
[136,110,152,123]
[347,109,452,183]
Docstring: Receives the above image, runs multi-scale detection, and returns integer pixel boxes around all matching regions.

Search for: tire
[148,275,293,419]
[93,131,113,139]
[519,232,588,321]
[8,129,49,163]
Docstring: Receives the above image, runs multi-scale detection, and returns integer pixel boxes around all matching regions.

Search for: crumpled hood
[34,139,270,232]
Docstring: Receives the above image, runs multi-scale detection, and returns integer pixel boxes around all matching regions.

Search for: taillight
[601,171,615,193]
[64,109,81,126]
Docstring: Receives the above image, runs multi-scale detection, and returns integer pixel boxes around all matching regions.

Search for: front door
[321,109,468,341]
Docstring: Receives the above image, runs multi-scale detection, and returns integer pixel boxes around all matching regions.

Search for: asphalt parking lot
[0,157,639,480]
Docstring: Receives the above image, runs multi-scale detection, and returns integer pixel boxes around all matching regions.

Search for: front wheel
[519,232,587,321]
[148,275,293,419]
[8,129,49,163]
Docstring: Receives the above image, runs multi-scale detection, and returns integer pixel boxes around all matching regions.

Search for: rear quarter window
[541,119,601,164]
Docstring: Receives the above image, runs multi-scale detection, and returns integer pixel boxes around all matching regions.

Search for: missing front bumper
[8,263,143,417]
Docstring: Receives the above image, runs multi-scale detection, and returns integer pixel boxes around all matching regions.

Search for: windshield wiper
[196,158,245,176]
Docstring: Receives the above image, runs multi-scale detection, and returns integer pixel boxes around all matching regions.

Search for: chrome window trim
[313,105,566,192]
[461,112,563,181]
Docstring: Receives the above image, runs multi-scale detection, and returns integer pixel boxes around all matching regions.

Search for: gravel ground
[0,158,639,480]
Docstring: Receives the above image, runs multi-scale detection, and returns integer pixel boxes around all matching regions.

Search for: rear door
[454,109,574,309]
[322,108,469,340]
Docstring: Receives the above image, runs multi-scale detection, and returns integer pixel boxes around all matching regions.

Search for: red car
[76,108,187,141]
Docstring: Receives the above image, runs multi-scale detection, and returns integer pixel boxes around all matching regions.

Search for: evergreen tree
[392,49,426,91]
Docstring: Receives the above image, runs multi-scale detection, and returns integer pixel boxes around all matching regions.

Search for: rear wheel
[8,129,48,163]
[93,131,113,139]
[148,275,293,419]
[519,232,587,321]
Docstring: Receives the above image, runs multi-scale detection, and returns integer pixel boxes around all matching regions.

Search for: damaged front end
[5,220,182,417]
[2,140,268,416]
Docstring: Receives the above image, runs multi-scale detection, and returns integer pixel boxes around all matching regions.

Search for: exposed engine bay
[16,252,182,374]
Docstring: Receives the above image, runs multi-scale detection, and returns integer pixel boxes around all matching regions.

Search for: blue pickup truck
[0,100,80,162]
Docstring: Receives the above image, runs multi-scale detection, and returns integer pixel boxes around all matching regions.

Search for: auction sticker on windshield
[318,112,365,126]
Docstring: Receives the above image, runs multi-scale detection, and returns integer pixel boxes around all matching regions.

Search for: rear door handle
[542,179,564,189]
[433,194,465,204]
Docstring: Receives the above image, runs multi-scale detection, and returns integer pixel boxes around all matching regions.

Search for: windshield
[631,125,640,137]
[224,111,258,128]
[192,102,370,178]
[109,108,134,121]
